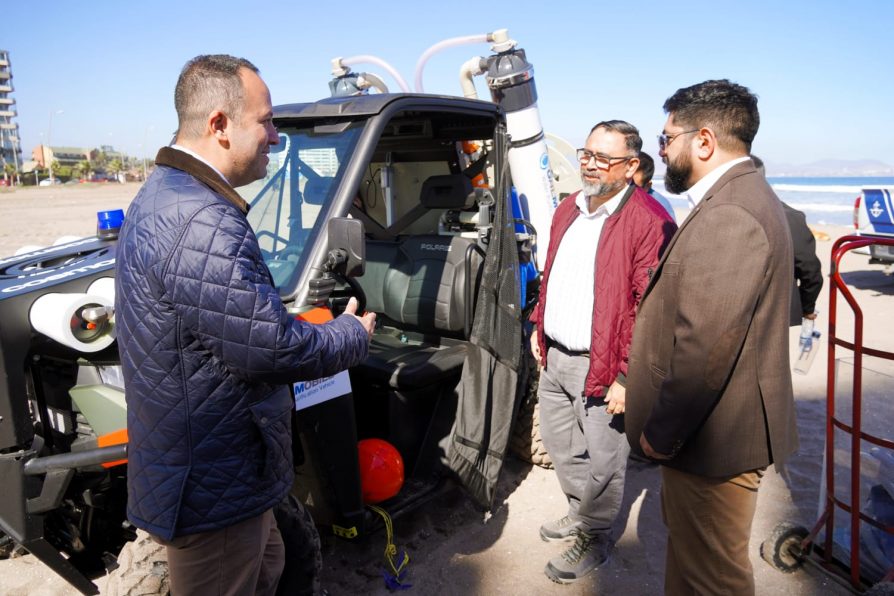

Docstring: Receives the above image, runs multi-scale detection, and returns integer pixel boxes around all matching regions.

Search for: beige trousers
[661,466,764,595]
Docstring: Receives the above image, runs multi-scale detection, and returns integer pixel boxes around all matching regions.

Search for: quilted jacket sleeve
[620,210,677,378]
[162,201,369,384]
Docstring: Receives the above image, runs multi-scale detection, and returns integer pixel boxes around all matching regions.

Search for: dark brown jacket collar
[701,159,757,204]
[155,146,250,214]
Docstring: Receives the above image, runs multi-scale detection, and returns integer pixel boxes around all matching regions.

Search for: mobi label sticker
[293,370,352,411]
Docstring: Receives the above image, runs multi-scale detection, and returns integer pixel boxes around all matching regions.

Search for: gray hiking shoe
[539,515,582,542]
[544,530,611,584]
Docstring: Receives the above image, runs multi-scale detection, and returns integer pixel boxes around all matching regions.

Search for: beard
[581,175,625,200]
[663,150,693,195]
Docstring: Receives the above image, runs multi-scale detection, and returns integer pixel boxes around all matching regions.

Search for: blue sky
[4,0,893,170]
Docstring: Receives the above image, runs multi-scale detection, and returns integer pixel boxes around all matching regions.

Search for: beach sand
[1,185,892,595]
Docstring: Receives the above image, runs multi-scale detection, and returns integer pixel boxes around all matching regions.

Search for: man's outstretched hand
[344,297,376,339]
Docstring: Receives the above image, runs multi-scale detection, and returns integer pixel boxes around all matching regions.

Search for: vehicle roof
[273,93,503,119]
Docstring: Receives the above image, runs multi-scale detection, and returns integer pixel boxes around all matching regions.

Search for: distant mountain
[768,159,894,177]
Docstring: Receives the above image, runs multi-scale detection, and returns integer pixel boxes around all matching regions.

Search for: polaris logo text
[420,244,452,252]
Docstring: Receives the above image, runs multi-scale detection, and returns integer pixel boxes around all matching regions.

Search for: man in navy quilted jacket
[115,54,375,595]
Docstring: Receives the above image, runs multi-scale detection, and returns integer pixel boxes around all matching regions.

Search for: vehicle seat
[351,174,481,477]
[358,233,481,390]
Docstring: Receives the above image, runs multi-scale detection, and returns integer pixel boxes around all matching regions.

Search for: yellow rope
[368,504,410,580]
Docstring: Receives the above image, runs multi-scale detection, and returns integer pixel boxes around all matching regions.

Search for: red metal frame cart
[761,235,894,594]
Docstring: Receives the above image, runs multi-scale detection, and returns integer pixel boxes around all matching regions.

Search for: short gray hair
[590,120,643,155]
[174,54,259,139]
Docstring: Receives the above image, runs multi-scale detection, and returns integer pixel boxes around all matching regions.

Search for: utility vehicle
[0,29,577,594]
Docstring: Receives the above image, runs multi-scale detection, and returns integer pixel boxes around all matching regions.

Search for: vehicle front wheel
[0,532,20,559]
[104,530,170,596]
[274,494,322,596]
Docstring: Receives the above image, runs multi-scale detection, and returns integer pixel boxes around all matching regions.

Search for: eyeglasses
[576,149,635,170]
[657,129,699,151]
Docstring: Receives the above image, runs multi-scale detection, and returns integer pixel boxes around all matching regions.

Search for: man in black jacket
[752,155,823,324]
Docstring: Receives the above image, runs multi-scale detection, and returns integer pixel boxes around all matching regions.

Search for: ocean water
[654,177,894,227]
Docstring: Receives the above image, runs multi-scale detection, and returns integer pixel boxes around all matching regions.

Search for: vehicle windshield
[240,121,364,290]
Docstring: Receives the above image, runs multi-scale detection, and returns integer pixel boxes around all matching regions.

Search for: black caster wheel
[760,522,809,573]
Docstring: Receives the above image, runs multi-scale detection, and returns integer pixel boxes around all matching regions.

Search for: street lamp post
[45,109,63,183]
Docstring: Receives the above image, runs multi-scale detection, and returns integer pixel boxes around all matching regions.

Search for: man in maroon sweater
[530,120,676,583]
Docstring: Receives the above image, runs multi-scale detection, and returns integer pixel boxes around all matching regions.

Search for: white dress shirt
[543,186,627,351]
[685,156,750,207]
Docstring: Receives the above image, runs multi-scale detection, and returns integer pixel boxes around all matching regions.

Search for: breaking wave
[772,184,864,193]
[783,202,853,212]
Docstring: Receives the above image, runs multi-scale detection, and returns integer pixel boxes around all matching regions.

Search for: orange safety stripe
[97,428,128,468]
[296,306,334,324]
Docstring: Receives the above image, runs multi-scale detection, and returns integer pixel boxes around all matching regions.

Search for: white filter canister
[29,293,116,353]
[87,277,116,303]
[504,105,558,269]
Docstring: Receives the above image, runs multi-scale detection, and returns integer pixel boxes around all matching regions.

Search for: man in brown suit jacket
[625,79,798,595]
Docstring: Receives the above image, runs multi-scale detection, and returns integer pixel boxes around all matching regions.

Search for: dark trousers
[661,466,764,595]
[538,346,630,533]
[153,508,285,596]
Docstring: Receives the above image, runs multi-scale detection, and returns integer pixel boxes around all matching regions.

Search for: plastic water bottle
[794,317,822,375]
[798,318,815,350]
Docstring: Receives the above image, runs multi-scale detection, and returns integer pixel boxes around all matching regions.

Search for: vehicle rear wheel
[104,530,170,596]
[510,352,552,469]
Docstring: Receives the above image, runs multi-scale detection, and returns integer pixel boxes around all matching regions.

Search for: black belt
[545,335,589,357]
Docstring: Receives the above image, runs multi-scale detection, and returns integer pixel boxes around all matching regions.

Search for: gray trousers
[153,508,284,596]
[538,347,630,534]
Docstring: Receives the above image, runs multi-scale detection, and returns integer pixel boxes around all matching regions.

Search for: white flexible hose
[414,34,490,93]
[358,72,389,94]
[342,55,410,92]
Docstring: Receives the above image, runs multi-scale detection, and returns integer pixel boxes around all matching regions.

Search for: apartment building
[0,50,22,179]
[32,145,91,168]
